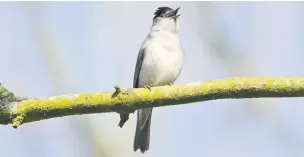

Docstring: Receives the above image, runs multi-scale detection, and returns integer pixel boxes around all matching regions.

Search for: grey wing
[133,47,153,153]
[133,47,152,131]
[133,48,145,88]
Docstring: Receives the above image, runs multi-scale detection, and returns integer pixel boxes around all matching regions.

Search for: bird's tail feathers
[133,110,152,153]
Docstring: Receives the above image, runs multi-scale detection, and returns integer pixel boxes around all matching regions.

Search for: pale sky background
[0,2,304,157]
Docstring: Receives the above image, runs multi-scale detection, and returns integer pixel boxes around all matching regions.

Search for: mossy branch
[1,77,304,128]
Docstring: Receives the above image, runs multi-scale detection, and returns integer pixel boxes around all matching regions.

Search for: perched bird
[133,6,184,153]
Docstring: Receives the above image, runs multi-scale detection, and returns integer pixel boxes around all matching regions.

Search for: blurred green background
[1,1,304,157]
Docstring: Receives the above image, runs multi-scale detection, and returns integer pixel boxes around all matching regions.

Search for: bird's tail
[133,108,153,153]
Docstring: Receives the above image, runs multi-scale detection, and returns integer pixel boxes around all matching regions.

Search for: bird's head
[151,7,181,33]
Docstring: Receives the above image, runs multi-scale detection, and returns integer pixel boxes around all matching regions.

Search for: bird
[132,6,184,153]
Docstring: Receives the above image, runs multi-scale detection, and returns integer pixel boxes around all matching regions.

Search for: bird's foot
[144,84,154,91]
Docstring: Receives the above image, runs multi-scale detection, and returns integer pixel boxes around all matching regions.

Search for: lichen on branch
[0,77,304,128]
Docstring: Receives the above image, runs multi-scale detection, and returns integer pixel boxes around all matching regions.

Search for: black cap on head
[153,7,180,20]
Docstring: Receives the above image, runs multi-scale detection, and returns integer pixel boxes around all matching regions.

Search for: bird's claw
[144,84,154,91]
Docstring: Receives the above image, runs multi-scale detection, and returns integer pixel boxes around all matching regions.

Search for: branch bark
[1,77,304,128]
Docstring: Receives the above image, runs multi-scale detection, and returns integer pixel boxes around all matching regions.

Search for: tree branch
[1,77,304,128]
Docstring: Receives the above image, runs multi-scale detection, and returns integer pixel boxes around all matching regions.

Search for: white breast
[138,33,183,88]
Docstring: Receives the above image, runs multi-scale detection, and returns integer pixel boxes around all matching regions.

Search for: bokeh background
[1,1,304,157]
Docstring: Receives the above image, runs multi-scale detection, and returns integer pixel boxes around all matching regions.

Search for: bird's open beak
[172,7,181,19]
[174,7,180,15]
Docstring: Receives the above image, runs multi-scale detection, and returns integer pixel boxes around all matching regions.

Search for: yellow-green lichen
[114,85,123,94]
[77,94,95,105]
[1,77,304,126]
[199,83,210,94]
[278,80,288,89]
[12,115,24,128]
[265,79,275,89]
